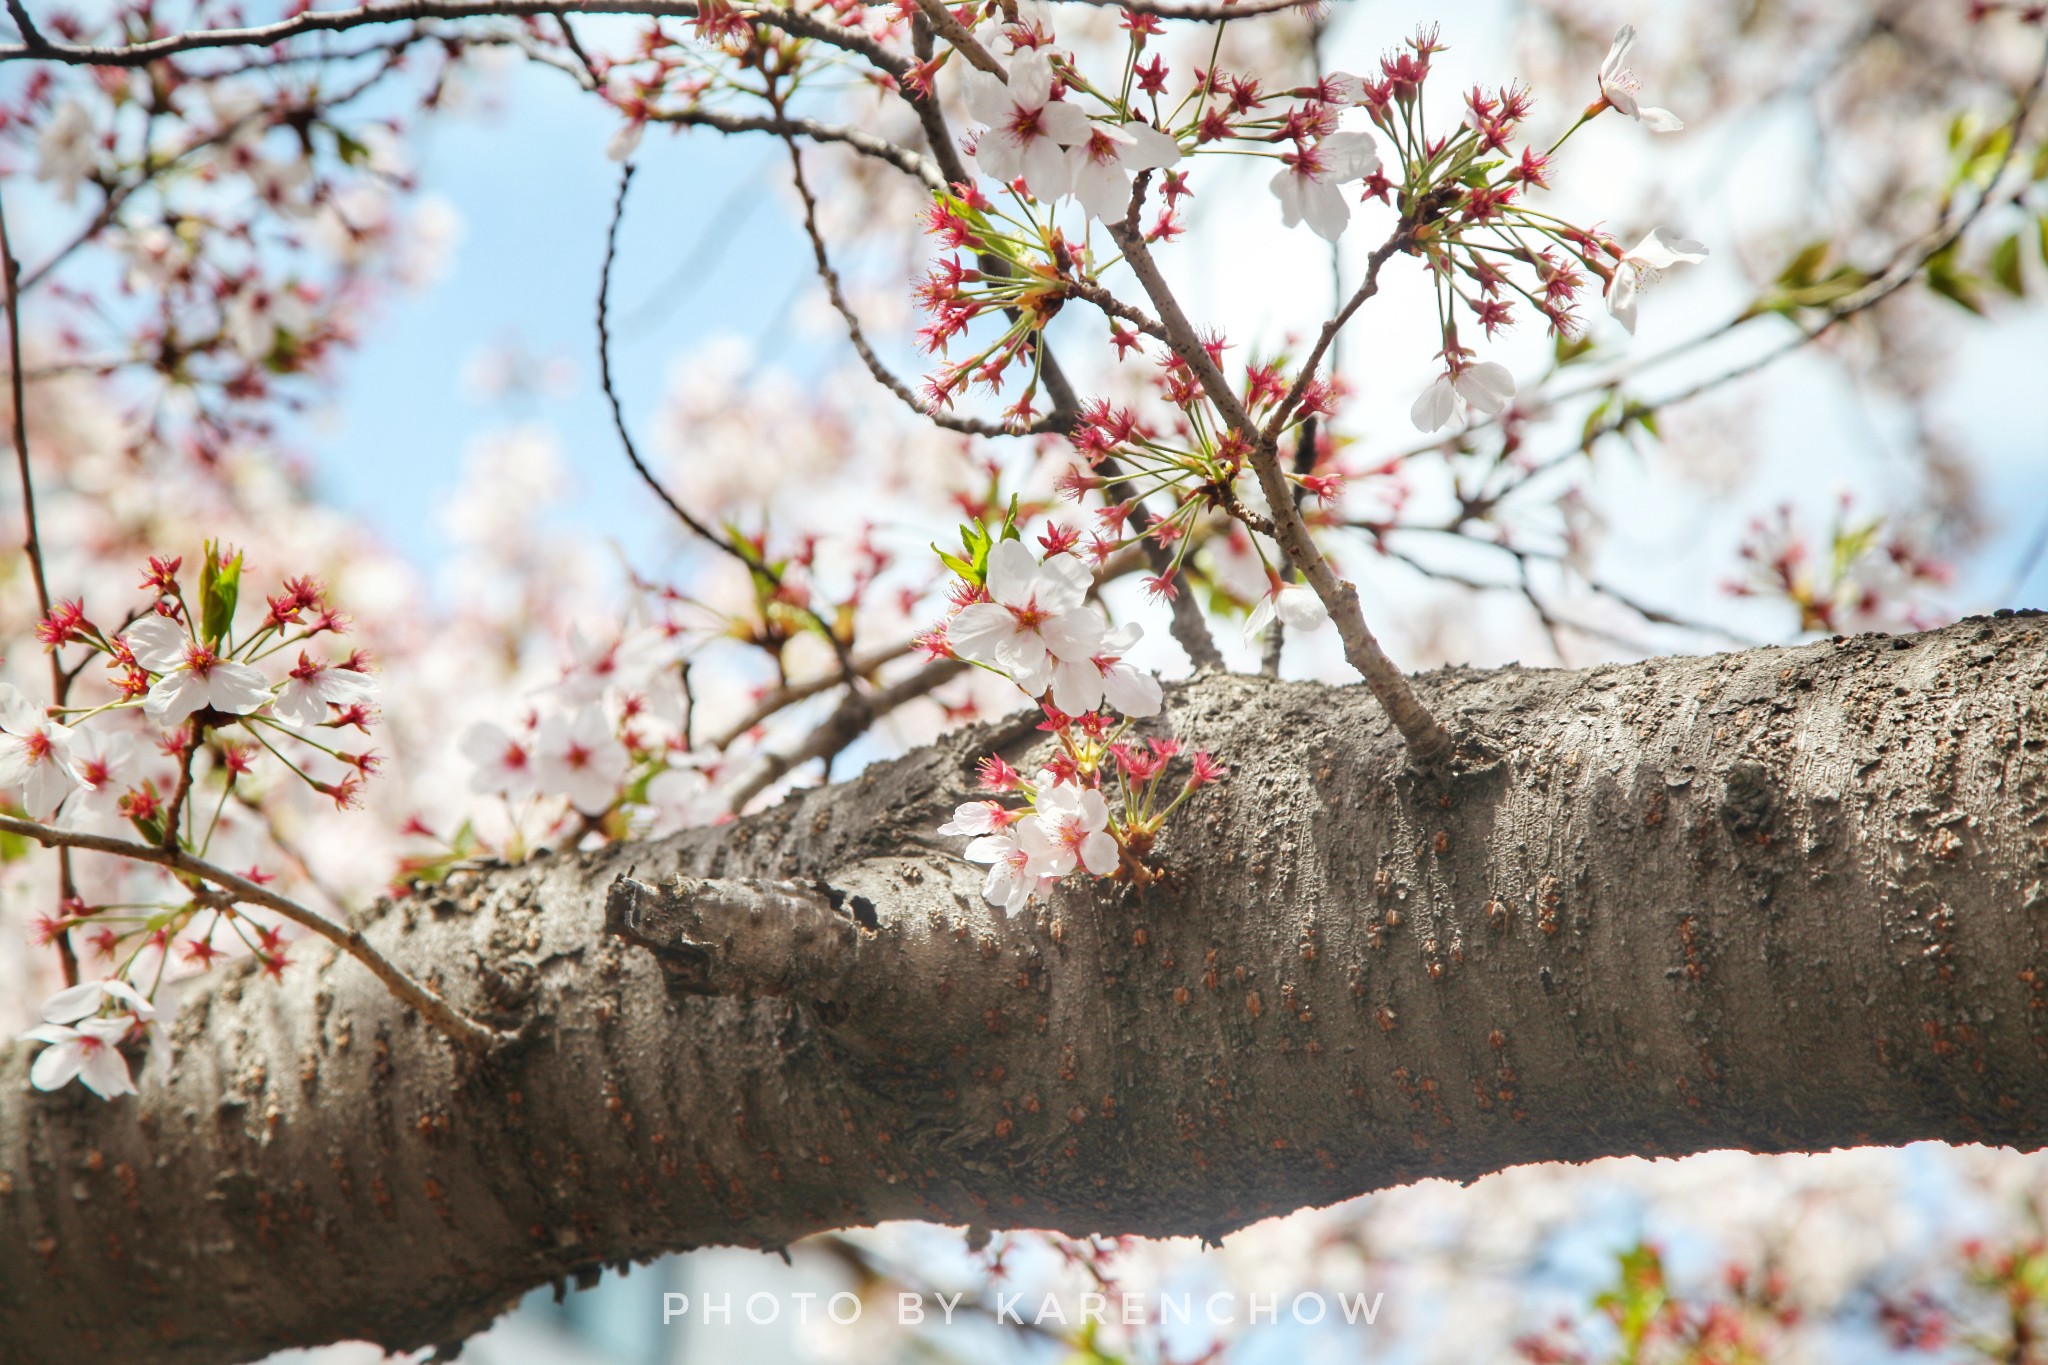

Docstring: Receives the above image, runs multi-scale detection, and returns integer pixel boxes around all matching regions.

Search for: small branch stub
[605,874,866,999]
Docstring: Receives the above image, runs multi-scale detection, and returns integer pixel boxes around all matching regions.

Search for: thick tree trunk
[4,614,2047,1365]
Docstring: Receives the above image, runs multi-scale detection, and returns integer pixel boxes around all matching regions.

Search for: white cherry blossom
[24,1017,139,1098]
[947,540,1104,698]
[535,706,628,814]
[1599,27,1685,133]
[224,282,314,362]
[938,800,1011,837]
[35,98,95,203]
[460,720,540,801]
[1244,584,1330,645]
[1606,228,1709,334]
[1066,121,1181,221]
[59,727,144,829]
[1270,131,1379,242]
[273,652,378,728]
[1019,778,1119,878]
[963,49,1090,199]
[1410,361,1517,433]
[964,828,1036,914]
[0,683,79,820]
[25,979,156,1100]
[124,615,274,726]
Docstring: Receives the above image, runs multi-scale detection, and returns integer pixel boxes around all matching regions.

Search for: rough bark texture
[5,614,2048,1365]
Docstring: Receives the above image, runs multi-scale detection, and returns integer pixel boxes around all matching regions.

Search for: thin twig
[0,814,502,1053]
[725,658,963,812]
[1105,206,1452,762]
[0,178,80,984]
[779,133,1057,439]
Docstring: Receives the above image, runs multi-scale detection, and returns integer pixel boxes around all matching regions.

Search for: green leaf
[1552,331,1598,368]
[198,540,242,648]
[2037,214,2048,268]
[333,128,371,167]
[1991,231,2026,297]
[1925,244,1985,314]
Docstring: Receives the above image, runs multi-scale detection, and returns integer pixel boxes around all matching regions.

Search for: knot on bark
[604,874,865,999]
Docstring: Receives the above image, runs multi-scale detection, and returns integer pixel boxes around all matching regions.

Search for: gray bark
[4,613,2047,1365]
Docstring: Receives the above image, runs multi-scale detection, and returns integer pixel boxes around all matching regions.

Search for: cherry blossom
[23,1017,139,1097]
[964,827,1036,914]
[535,706,629,814]
[224,282,314,362]
[963,50,1090,200]
[1410,361,1517,433]
[1019,777,1118,878]
[0,683,80,821]
[1598,27,1685,133]
[1606,228,1709,334]
[34,98,95,203]
[1270,131,1380,242]
[554,625,675,705]
[948,540,1104,698]
[1049,621,1161,717]
[273,652,378,728]
[460,720,541,801]
[24,979,157,1100]
[1066,121,1181,222]
[938,800,1014,837]
[58,728,144,829]
[124,615,274,726]
[1244,584,1330,645]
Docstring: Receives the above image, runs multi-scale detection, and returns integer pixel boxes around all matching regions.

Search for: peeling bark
[5,614,2048,1365]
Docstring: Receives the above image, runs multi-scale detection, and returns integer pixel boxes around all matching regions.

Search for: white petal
[1637,106,1685,133]
[1119,123,1181,170]
[1320,131,1379,182]
[1070,155,1132,222]
[947,602,1016,664]
[964,833,1018,865]
[1038,609,1105,663]
[1019,134,1072,200]
[29,1039,84,1092]
[144,672,208,726]
[1606,270,1641,334]
[1454,361,1516,416]
[1243,594,1278,644]
[1100,664,1161,719]
[1409,376,1460,432]
[606,120,644,162]
[1303,177,1351,242]
[984,539,1039,608]
[1034,552,1094,611]
[124,615,190,672]
[1601,26,1636,82]
[1038,100,1091,149]
[0,682,39,736]
[41,981,103,1024]
[963,68,1013,127]
[1049,659,1103,716]
[204,662,275,716]
[1078,830,1119,877]
[1271,167,1308,229]
[77,1041,137,1099]
[1006,50,1054,108]
[272,678,327,728]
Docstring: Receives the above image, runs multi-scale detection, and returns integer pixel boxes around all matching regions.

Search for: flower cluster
[922,528,1225,908]
[9,546,381,1097]
[456,621,713,853]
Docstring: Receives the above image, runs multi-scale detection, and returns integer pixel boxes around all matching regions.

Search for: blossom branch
[0,814,503,1054]
[780,133,1064,438]
[1102,209,1452,763]
[655,108,943,190]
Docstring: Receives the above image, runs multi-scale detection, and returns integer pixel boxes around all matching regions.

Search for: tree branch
[6,615,2047,1365]
[0,814,502,1053]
